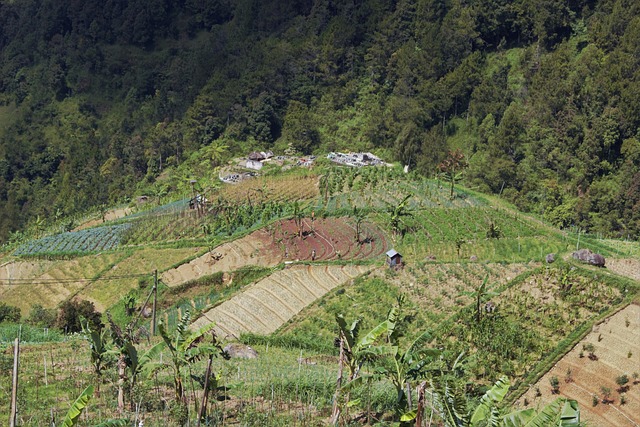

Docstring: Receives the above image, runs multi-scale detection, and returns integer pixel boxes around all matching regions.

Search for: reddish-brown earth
[161,217,389,287]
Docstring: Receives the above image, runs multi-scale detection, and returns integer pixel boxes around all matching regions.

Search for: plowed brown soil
[161,217,389,287]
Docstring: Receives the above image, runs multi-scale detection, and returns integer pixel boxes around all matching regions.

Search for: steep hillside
[1,0,639,244]
[0,162,639,425]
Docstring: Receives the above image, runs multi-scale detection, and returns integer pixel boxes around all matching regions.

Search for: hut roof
[386,249,400,258]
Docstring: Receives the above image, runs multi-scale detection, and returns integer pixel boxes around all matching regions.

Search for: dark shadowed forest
[0,0,638,242]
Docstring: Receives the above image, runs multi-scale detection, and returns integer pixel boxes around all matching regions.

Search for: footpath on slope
[191,264,371,337]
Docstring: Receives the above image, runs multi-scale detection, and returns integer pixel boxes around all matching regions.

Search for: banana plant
[62,385,127,427]
[386,194,413,239]
[157,309,227,404]
[62,385,94,427]
[107,312,165,411]
[355,304,441,424]
[333,297,441,425]
[430,374,581,427]
[81,319,111,397]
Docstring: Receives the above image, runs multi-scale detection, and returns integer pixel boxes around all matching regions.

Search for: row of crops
[318,165,486,211]
[13,223,132,256]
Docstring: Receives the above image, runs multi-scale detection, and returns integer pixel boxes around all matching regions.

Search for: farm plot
[161,217,389,288]
[217,173,319,204]
[160,232,282,287]
[191,264,370,337]
[516,304,640,427]
[432,265,626,381]
[13,223,132,256]
[81,247,201,311]
[0,253,124,313]
[606,258,640,282]
[391,262,538,317]
[270,217,390,262]
[394,207,566,263]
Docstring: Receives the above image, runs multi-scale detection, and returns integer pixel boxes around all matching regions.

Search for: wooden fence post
[152,269,158,336]
[9,337,20,427]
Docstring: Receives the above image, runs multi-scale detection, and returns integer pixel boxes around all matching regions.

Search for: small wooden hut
[386,249,403,268]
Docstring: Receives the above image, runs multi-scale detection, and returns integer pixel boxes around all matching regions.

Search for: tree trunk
[415,381,427,427]
[330,337,345,425]
[117,354,126,412]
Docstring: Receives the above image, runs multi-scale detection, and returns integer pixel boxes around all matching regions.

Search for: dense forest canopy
[0,0,638,242]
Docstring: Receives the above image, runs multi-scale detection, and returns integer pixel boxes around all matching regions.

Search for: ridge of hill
[1,0,639,244]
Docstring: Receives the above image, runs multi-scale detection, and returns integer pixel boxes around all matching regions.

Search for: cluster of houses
[327,152,387,167]
[220,150,389,185]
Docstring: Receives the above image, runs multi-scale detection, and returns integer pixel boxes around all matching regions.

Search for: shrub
[56,300,102,333]
[0,303,21,323]
[549,376,560,394]
[27,304,57,328]
[616,374,629,392]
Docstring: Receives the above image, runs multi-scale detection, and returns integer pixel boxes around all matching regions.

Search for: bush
[26,304,57,328]
[0,303,21,323]
[56,300,102,333]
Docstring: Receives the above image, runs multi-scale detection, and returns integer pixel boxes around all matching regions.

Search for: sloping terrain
[160,217,389,287]
[160,231,283,287]
[0,247,201,312]
[517,304,640,427]
[191,264,370,337]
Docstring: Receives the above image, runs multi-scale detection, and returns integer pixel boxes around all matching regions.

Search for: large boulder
[223,343,259,359]
[572,249,606,267]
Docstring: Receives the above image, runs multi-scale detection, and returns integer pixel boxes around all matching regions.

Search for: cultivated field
[161,217,388,287]
[191,264,371,337]
[516,304,640,427]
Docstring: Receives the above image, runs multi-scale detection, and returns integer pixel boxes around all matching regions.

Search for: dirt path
[191,264,371,337]
[516,304,640,427]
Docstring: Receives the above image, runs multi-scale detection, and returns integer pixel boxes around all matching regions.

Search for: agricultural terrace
[161,217,388,288]
[517,304,640,427]
[1,163,639,426]
[0,247,201,313]
[191,264,371,337]
[430,264,632,382]
[13,223,132,257]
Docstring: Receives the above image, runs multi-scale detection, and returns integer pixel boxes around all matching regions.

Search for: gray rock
[223,343,259,359]
[572,249,606,267]
[545,253,556,264]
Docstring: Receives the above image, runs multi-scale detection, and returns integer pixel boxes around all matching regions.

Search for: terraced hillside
[518,304,640,427]
[191,264,370,337]
[0,247,201,312]
[161,217,389,287]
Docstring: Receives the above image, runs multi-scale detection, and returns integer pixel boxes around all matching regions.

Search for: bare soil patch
[606,258,640,282]
[516,304,640,427]
[161,217,389,287]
